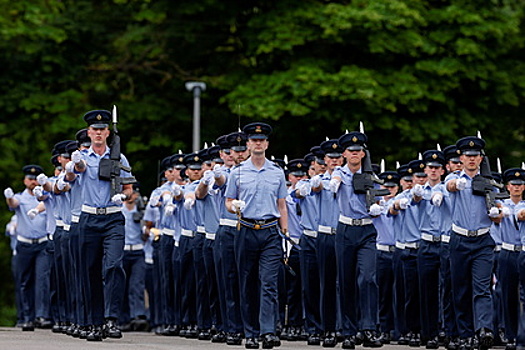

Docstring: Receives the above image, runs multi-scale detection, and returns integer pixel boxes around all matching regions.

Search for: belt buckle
[467,230,477,237]
[515,245,522,252]
[331,228,337,234]
[254,224,261,230]
[32,238,39,244]
[353,219,362,226]
[433,235,441,242]
[96,207,106,215]
[389,246,395,252]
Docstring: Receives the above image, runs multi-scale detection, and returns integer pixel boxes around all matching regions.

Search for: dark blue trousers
[299,234,321,335]
[401,247,420,334]
[418,240,441,340]
[69,223,85,326]
[335,223,378,335]
[393,247,407,338]
[122,249,146,321]
[377,249,395,334]
[171,243,181,326]
[194,233,211,330]
[144,261,156,326]
[440,242,458,338]
[179,234,196,327]
[317,233,337,333]
[53,227,67,324]
[159,234,175,325]
[284,246,303,327]
[151,239,163,327]
[203,237,221,330]
[78,212,125,325]
[218,225,243,334]
[449,232,495,338]
[16,239,50,323]
[498,249,520,341]
[60,229,73,324]
[235,225,282,338]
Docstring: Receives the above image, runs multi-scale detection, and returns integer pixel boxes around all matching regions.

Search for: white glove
[297,182,311,197]
[501,206,511,218]
[456,178,467,191]
[213,164,223,179]
[36,173,48,186]
[171,184,182,197]
[231,199,246,213]
[164,203,176,216]
[201,170,214,185]
[369,203,382,216]
[431,192,443,207]
[488,206,500,218]
[162,193,172,204]
[65,161,75,173]
[56,177,67,191]
[111,193,126,205]
[27,208,39,219]
[399,197,410,210]
[183,197,195,210]
[4,187,14,199]
[71,150,82,164]
[411,184,424,197]
[33,186,44,198]
[310,175,322,188]
[329,178,341,193]
[149,195,160,207]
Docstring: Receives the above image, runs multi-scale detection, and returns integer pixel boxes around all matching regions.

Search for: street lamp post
[185,81,206,153]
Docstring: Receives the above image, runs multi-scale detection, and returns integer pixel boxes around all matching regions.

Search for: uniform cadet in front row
[445,136,502,350]
[4,165,51,332]
[69,109,134,341]
[225,122,288,350]
[329,131,383,349]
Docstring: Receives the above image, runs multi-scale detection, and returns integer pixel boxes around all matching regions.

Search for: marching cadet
[4,165,51,331]
[390,159,427,347]
[225,122,288,350]
[445,135,502,350]
[217,131,248,345]
[282,158,308,341]
[495,168,525,350]
[120,186,148,330]
[374,170,400,344]
[329,131,383,349]
[415,150,446,349]
[70,109,133,341]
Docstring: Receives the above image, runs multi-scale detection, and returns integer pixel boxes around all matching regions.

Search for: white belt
[124,243,145,251]
[395,242,405,249]
[441,235,450,243]
[47,234,54,241]
[205,233,216,240]
[181,229,195,238]
[421,233,441,242]
[452,224,490,237]
[220,218,237,227]
[339,215,372,226]
[197,226,206,234]
[56,219,64,227]
[318,225,336,235]
[71,215,80,223]
[495,245,501,252]
[145,258,154,264]
[405,241,419,249]
[501,242,522,252]
[82,205,121,215]
[303,230,318,238]
[290,237,300,245]
[162,228,175,236]
[17,236,48,244]
[63,224,71,231]
[376,243,395,252]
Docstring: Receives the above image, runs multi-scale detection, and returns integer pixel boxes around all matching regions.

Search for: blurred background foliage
[0,0,524,325]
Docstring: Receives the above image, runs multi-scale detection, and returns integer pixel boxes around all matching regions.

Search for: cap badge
[255,125,262,133]
[408,168,413,174]
[332,143,337,149]
[297,163,302,168]
[179,157,184,163]
[469,141,474,147]
[387,175,392,180]
[516,172,520,177]
[456,150,461,154]
[194,156,199,162]
[30,167,36,173]
[96,114,102,121]
[352,136,358,142]
[237,136,242,142]
[420,163,425,169]
[432,154,437,159]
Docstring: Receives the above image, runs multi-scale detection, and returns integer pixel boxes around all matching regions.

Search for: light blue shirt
[201,183,221,234]
[12,189,47,239]
[374,197,395,246]
[180,181,199,231]
[225,158,287,220]
[431,182,453,235]
[445,171,493,231]
[315,171,339,228]
[54,172,72,225]
[332,166,369,219]
[499,199,524,245]
[80,146,132,208]
[418,182,441,237]
[293,179,319,231]
[122,204,143,245]
[286,187,302,239]
[392,189,420,243]
[69,173,84,217]
[218,167,238,222]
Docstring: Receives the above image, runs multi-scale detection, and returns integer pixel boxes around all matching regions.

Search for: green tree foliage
[0,0,524,325]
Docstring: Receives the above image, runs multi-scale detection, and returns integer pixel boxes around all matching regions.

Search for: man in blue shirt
[225,122,288,350]
[70,109,134,341]
[445,136,502,350]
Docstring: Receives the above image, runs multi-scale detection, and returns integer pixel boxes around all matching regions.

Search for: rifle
[471,153,509,212]
[99,105,137,197]
[352,149,390,211]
